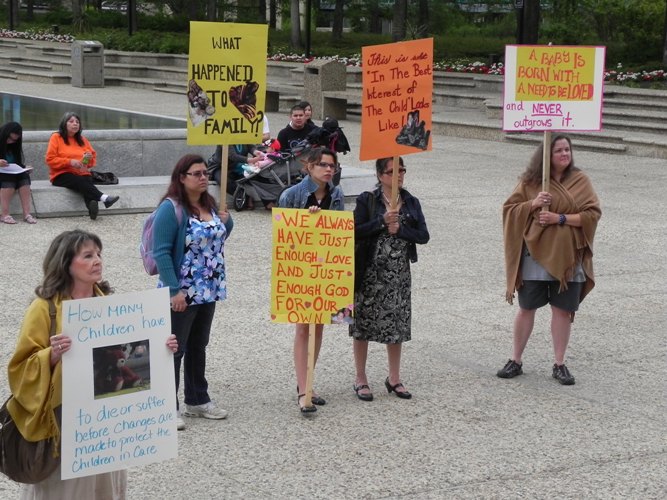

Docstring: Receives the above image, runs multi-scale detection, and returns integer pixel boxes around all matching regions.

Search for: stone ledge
[9,167,376,218]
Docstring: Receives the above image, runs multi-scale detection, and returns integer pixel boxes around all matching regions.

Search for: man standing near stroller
[277,104,315,152]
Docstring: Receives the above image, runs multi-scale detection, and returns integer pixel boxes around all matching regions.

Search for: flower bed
[2,30,664,85]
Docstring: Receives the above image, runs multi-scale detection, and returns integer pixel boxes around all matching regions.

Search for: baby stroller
[231,144,310,211]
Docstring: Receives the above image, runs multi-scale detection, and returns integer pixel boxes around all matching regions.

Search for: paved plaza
[0,80,665,498]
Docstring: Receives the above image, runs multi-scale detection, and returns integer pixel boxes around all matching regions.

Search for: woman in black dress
[350,157,429,401]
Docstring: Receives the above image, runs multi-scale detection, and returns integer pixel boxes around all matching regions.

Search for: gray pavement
[0,81,666,499]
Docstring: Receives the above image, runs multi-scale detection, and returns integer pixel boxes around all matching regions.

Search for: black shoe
[104,195,119,208]
[552,363,575,385]
[297,394,317,414]
[297,386,325,406]
[353,384,374,402]
[497,359,523,378]
[87,200,99,220]
[384,377,412,399]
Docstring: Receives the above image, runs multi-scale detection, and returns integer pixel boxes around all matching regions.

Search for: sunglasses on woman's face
[383,168,406,176]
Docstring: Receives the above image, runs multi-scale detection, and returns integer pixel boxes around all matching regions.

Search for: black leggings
[52,173,104,205]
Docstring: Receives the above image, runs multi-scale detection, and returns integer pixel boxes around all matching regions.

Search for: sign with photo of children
[60,288,177,480]
[270,209,354,325]
[187,22,268,145]
[360,38,434,161]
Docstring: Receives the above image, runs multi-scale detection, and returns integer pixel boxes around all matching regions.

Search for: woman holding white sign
[350,157,429,401]
[278,147,344,413]
[498,135,601,385]
[152,154,233,430]
[7,229,178,498]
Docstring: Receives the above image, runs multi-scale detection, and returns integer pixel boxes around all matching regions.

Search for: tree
[206,0,216,20]
[416,0,429,38]
[331,0,344,42]
[392,0,407,41]
[517,0,540,44]
[368,0,382,34]
[269,0,277,28]
[290,0,302,49]
[663,0,667,66]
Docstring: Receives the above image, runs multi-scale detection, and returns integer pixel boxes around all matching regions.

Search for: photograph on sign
[360,38,434,161]
[187,22,268,145]
[92,340,151,399]
[503,45,606,132]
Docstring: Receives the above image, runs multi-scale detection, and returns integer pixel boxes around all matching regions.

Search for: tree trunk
[663,0,667,67]
[392,0,407,42]
[416,0,429,38]
[331,0,344,42]
[71,0,82,19]
[368,0,381,34]
[290,0,302,49]
[258,0,267,23]
[206,0,216,21]
[269,0,277,29]
[188,0,198,20]
[522,0,540,44]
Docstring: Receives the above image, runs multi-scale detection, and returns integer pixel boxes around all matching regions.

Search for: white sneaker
[183,402,228,420]
[176,415,186,431]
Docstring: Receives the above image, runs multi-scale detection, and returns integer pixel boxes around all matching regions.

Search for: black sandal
[353,384,374,402]
[384,378,412,399]
[297,386,325,406]
[297,394,317,414]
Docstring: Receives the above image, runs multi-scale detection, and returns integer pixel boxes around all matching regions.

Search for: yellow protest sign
[515,46,596,101]
[187,22,268,145]
[271,208,354,325]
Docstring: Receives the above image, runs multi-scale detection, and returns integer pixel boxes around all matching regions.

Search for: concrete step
[8,59,52,71]
[9,167,376,218]
[14,69,70,84]
[603,119,667,133]
[105,62,187,80]
[104,51,188,69]
[505,134,628,154]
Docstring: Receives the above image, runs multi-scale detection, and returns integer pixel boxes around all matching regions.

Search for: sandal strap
[354,384,370,392]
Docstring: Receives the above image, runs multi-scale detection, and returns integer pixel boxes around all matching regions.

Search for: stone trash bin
[303,59,346,120]
[71,40,105,88]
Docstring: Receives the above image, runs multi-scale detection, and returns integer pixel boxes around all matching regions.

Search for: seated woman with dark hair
[45,112,119,220]
[0,121,37,224]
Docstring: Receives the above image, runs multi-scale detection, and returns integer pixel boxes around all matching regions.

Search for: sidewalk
[0,82,665,498]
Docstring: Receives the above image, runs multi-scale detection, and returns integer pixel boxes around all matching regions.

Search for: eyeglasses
[183,170,208,178]
[316,162,337,169]
[383,168,407,175]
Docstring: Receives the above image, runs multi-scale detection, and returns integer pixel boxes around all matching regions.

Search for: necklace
[382,191,400,206]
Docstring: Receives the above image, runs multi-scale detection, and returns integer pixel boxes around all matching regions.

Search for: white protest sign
[503,45,606,132]
[61,288,177,480]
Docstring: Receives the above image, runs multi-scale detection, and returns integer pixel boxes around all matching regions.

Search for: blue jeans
[171,302,216,408]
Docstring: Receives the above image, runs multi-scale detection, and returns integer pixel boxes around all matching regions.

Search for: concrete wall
[23,129,213,181]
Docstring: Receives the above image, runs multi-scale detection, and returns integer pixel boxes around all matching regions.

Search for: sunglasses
[183,170,208,178]
[383,168,407,175]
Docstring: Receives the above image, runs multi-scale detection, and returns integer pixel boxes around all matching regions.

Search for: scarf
[503,170,601,304]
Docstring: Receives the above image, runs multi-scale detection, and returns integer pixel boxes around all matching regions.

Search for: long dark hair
[375,156,405,187]
[0,121,24,166]
[57,111,85,146]
[35,230,112,299]
[162,154,217,218]
[520,134,579,186]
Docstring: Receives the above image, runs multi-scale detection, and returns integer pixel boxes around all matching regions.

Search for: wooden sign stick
[390,155,400,210]
[541,131,551,202]
[219,144,229,211]
[303,323,316,408]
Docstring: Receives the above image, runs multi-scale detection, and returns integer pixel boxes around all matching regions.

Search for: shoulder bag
[0,299,61,484]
